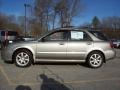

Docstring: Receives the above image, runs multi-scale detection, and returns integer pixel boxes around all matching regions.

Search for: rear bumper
[1,48,13,62]
[104,49,116,60]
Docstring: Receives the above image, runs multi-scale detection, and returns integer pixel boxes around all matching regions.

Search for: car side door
[36,30,68,60]
[67,30,93,60]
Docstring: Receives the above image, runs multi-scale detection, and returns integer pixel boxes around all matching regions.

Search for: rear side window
[89,31,108,41]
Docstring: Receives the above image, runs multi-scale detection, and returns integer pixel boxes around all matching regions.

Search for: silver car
[1,28,116,68]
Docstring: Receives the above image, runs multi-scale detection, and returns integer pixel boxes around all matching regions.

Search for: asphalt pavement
[0,49,120,90]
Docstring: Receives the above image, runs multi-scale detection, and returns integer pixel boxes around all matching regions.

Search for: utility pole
[24,4,27,37]
[24,4,31,37]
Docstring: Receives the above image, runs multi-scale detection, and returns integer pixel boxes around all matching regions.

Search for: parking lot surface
[0,49,120,90]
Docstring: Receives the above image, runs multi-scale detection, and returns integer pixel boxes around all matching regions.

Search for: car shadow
[15,74,70,90]
[16,85,31,90]
[34,62,89,68]
[79,63,90,68]
[39,74,70,90]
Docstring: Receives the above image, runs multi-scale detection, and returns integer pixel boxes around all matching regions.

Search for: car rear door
[67,30,93,60]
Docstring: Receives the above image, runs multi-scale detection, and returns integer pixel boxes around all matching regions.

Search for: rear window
[89,31,108,41]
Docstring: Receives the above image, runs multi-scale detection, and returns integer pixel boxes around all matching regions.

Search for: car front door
[36,30,68,60]
[67,30,93,60]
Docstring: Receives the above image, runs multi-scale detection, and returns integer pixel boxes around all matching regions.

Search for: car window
[1,31,18,36]
[43,31,68,41]
[89,31,108,41]
[70,31,92,41]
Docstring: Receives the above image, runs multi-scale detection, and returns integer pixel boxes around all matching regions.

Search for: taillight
[110,42,114,48]
[5,31,8,40]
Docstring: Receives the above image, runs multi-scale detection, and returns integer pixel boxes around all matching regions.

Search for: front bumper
[1,48,13,62]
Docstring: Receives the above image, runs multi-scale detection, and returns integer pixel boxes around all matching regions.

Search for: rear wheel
[87,51,104,68]
[14,49,33,67]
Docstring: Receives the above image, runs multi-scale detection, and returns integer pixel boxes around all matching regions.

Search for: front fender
[13,46,36,62]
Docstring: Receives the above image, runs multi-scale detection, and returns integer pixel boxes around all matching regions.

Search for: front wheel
[14,50,33,67]
[87,51,104,68]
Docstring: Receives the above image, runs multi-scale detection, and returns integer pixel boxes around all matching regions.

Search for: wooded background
[0,0,120,39]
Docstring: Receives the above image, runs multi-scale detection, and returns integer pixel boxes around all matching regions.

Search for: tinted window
[89,31,108,41]
[1,31,18,36]
[8,31,18,36]
[44,31,68,41]
[1,31,5,36]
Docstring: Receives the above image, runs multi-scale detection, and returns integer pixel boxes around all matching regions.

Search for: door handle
[87,42,92,45]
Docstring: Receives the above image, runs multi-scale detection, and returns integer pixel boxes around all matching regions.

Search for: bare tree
[98,16,120,39]
[32,0,84,36]
[30,20,42,37]
[101,16,120,30]
[0,13,23,34]
[54,0,84,27]
[34,0,53,31]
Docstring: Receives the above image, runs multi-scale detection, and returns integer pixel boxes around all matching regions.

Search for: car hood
[12,40,37,45]
[7,40,38,49]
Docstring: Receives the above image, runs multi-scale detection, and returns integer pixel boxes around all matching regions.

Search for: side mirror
[39,38,45,42]
[39,37,49,42]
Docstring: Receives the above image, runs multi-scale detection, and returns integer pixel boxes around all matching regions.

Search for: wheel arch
[86,50,106,63]
[12,48,35,63]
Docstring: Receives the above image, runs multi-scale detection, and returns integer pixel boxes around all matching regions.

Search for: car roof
[43,28,101,38]
[53,27,84,31]
[52,27,101,32]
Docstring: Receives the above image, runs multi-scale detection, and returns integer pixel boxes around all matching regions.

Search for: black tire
[14,49,33,67]
[87,51,104,68]
[118,45,120,49]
